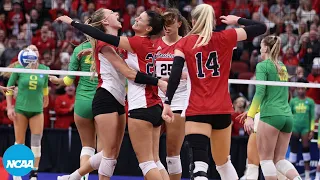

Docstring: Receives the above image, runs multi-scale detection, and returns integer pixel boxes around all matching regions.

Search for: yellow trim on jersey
[5,90,13,96]
[43,88,49,95]
[63,76,74,86]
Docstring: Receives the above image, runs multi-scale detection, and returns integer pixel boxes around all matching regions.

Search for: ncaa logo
[2,144,34,176]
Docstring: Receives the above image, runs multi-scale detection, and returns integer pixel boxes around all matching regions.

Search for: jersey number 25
[29,75,38,90]
[196,51,220,78]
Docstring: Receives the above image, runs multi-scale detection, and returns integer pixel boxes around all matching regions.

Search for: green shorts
[292,123,310,135]
[15,109,42,119]
[261,115,293,133]
[74,99,94,120]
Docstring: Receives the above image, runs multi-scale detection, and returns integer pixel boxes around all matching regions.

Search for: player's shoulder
[75,41,92,51]
[39,64,50,70]
[306,97,315,104]
[14,64,24,68]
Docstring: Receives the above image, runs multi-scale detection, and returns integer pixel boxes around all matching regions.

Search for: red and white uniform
[154,37,187,111]
[176,29,237,116]
[125,36,162,111]
[95,41,126,106]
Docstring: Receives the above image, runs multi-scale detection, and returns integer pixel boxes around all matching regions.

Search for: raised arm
[55,16,134,52]
[220,15,267,42]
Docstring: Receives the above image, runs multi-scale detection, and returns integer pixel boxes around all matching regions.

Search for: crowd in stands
[0,0,319,134]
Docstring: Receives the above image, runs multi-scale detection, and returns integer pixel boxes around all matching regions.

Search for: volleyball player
[153,8,190,180]
[288,78,315,180]
[6,45,49,180]
[162,4,266,180]
[244,36,301,180]
[56,9,168,180]
[49,36,99,180]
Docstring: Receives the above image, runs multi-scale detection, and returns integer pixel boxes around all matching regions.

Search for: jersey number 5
[196,51,220,78]
[29,75,38,90]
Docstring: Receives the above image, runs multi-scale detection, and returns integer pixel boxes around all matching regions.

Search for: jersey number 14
[29,75,38,90]
[196,51,220,78]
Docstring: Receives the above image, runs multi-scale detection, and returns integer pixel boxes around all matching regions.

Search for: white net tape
[1,67,320,88]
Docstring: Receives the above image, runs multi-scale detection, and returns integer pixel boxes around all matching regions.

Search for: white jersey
[95,41,126,106]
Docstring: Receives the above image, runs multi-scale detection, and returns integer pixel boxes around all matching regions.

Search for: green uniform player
[248,59,293,132]
[63,42,98,120]
[290,97,315,135]
[6,64,49,117]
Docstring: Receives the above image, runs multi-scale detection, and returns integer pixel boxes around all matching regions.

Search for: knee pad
[185,134,210,179]
[246,164,259,180]
[303,147,311,162]
[216,156,238,180]
[289,152,297,163]
[31,134,42,158]
[290,135,299,153]
[139,161,157,176]
[89,151,103,170]
[98,156,117,177]
[80,146,95,158]
[156,160,165,171]
[275,159,295,176]
[260,160,277,177]
[166,155,182,175]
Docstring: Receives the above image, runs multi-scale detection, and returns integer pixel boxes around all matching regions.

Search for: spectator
[23,0,36,13]
[282,47,299,66]
[0,35,19,67]
[313,0,320,14]
[59,52,70,71]
[203,0,224,26]
[49,0,69,20]
[298,21,308,37]
[122,4,135,36]
[249,0,269,17]
[0,29,6,57]
[34,0,50,21]
[6,1,25,36]
[285,10,299,31]
[231,96,247,136]
[280,23,299,53]
[57,29,79,51]
[0,87,17,126]
[17,15,33,48]
[302,30,320,75]
[269,0,291,24]
[52,12,70,40]
[39,50,54,69]
[0,11,6,32]
[51,0,70,12]
[296,0,317,24]
[31,25,56,64]
[54,85,75,129]
[71,0,88,18]
[29,9,41,35]
[306,58,320,122]
[230,0,250,19]
[0,0,12,15]
[80,2,95,23]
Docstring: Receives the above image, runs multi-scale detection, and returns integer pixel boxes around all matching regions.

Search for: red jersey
[125,36,162,111]
[176,29,237,116]
[54,94,75,129]
[307,74,320,104]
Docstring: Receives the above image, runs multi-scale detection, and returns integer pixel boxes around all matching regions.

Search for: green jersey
[7,64,49,112]
[63,42,98,100]
[248,59,292,118]
[290,97,315,130]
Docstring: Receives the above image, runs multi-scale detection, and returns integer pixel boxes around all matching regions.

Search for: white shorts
[254,113,260,133]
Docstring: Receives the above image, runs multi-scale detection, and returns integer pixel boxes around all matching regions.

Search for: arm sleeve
[310,100,315,131]
[247,63,267,118]
[164,56,185,105]
[5,72,18,96]
[43,67,49,95]
[71,21,120,47]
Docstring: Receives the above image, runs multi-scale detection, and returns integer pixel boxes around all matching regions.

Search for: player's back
[177,29,237,116]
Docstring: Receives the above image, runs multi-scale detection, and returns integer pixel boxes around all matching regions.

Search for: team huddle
[2,3,309,180]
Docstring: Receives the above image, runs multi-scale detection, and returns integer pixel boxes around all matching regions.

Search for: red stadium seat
[231,62,249,74]
[238,72,254,80]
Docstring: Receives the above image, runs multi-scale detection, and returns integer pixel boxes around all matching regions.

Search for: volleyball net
[1,67,320,88]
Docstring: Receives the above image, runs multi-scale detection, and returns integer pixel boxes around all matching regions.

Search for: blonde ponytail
[188,4,216,48]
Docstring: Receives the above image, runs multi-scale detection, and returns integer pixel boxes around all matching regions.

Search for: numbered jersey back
[176,29,237,116]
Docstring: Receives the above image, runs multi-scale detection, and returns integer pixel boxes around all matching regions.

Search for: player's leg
[184,114,214,180]
[128,105,163,180]
[301,130,311,180]
[29,112,44,180]
[13,111,29,180]
[209,115,238,180]
[153,126,170,180]
[74,99,97,180]
[165,111,185,180]
[315,150,320,180]
[243,133,260,180]
[273,116,301,180]
[256,118,280,180]
[288,132,300,165]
